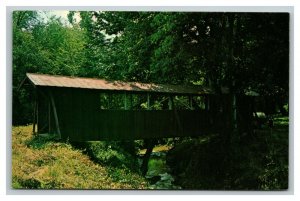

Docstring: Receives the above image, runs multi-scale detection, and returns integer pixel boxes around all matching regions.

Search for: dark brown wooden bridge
[25,73,223,141]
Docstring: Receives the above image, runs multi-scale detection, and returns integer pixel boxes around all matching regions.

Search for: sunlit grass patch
[273,116,289,126]
[139,145,172,155]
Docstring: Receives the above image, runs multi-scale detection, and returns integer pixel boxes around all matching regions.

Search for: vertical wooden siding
[38,87,217,141]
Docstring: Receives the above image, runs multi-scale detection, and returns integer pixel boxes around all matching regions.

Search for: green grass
[12,125,149,189]
[139,145,172,155]
[273,116,289,126]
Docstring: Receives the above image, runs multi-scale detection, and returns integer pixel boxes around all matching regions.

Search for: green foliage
[147,158,167,176]
[73,140,150,188]
[283,104,289,113]
[84,141,140,171]
[257,116,289,189]
[13,11,39,30]
[68,11,289,100]
[259,153,288,190]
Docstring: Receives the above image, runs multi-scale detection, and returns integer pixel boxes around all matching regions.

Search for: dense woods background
[13,11,289,125]
[12,11,289,190]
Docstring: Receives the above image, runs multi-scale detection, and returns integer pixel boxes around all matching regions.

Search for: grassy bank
[12,125,148,189]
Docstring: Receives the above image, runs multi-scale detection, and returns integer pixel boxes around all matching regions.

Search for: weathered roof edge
[26,73,214,95]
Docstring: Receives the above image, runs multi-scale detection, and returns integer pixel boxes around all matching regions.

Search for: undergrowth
[72,140,145,188]
[167,116,289,190]
[12,125,148,189]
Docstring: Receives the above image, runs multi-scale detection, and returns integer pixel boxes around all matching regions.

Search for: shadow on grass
[25,134,59,149]
[70,141,148,188]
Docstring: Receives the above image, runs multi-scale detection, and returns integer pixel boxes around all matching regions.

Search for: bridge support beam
[141,93,155,176]
[141,139,156,176]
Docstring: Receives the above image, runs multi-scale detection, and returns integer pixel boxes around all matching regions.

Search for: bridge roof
[26,73,213,95]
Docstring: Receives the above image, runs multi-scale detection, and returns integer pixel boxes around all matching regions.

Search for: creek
[139,146,181,190]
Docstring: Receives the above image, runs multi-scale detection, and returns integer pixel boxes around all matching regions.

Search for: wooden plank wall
[64,110,214,141]
[37,87,218,141]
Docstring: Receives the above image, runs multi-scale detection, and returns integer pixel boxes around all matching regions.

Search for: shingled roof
[26,73,213,95]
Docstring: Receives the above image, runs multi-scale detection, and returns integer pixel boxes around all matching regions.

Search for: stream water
[140,151,181,189]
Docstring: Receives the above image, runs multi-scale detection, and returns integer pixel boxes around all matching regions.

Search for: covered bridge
[25,73,221,141]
